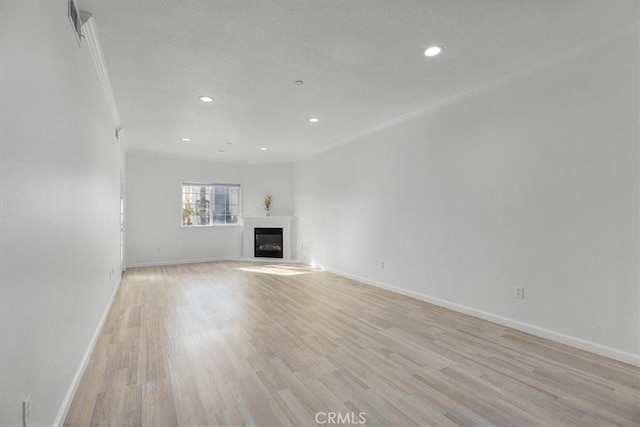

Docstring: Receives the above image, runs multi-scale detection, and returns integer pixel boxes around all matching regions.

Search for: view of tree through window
[182,184,239,226]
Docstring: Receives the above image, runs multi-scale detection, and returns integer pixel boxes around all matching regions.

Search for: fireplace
[254,227,283,258]
[243,216,293,260]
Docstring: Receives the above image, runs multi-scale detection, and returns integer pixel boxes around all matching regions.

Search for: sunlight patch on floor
[236,264,317,276]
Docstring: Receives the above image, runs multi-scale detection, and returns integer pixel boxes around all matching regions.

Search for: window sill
[181,224,242,228]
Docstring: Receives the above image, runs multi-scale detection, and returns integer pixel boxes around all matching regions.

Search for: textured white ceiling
[80,0,637,162]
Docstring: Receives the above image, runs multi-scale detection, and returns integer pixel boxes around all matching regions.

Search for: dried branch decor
[263,194,272,211]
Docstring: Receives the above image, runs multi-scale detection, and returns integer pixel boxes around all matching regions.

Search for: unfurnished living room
[1,0,639,426]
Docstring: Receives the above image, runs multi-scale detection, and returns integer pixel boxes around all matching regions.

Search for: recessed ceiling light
[309,118,319,123]
[424,45,443,57]
[181,138,191,142]
[260,147,267,151]
[199,96,213,102]
[295,80,304,85]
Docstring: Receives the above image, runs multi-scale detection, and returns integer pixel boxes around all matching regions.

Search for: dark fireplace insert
[254,227,283,258]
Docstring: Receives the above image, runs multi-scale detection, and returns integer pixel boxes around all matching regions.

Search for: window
[182,184,240,226]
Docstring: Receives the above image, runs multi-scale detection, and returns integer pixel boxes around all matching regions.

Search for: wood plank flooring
[65,261,640,426]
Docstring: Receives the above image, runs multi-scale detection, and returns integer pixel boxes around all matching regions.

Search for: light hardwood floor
[65,261,639,426]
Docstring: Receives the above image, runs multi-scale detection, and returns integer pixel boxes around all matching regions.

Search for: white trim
[53,276,122,426]
[323,267,640,368]
[127,257,228,268]
[128,257,302,268]
[181,224,243,228]
[227,257,302,264]
[81,15,122,129]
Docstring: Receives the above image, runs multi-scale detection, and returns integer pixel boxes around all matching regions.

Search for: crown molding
[80,13,123,133]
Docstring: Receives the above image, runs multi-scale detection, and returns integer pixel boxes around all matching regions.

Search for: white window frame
[181,183,241,227]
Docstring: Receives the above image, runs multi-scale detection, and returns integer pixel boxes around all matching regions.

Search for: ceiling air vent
[68,0,92,46]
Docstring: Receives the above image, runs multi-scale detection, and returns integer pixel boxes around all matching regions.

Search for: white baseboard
[128,257,302,268]
[127,257,227,268]
[226,257,303,264]
[324,267,640,368]
[53,275,123,426]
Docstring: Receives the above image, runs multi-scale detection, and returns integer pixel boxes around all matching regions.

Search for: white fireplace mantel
[241,216,295,260]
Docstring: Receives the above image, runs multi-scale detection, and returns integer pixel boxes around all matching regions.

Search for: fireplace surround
[242,216,294,260]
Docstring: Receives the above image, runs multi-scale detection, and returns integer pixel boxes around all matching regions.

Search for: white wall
[295,31,639,364]
[126,152,294,266]
[242,163,295,217]
[0,1,125,425]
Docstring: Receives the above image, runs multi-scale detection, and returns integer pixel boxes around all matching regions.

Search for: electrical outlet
[515,287,525,299]
[23,393,31,427]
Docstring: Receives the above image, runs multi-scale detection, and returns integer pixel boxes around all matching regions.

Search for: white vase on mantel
[264,209,270,217]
